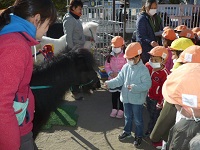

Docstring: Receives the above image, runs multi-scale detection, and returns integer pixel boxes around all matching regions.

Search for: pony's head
[68,47,101,93]
[82,22,98,50]
[82,21,98,41]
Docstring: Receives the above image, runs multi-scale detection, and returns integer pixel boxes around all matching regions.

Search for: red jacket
[145,62,169,104]
[0,32,38,150]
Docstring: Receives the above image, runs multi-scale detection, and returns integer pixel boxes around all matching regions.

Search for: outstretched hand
[104,81,108,88]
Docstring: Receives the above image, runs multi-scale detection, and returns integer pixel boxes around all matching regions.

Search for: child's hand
[127,85,132,91]
[110,72,118,78]
[104,81,108,88]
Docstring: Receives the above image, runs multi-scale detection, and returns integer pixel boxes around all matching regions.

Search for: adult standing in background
[62,0,85,49]
[136,0,163,64]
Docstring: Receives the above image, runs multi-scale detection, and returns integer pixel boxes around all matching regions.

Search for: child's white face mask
[173,59,177,64]
[149,60,161,68]
[112,47,121,54]
[127,59,134,65]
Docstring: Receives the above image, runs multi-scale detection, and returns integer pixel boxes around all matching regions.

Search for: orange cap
[111,36,124,48]
[163,63,200,109]
[179,29,195,39]
[192,27,200,33]
[124,42,142,59]
[148,46,168,60]
[174,25,187,32]
[163,26,171,31]
[177,45,200,63]
[162,29,176,40]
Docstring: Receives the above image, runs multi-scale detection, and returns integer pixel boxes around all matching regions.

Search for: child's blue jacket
[106,60,152,105]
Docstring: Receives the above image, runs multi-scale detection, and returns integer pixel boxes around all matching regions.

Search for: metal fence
[80,4,200,66]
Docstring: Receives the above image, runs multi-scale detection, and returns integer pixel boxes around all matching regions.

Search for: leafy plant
[0,0,68,13]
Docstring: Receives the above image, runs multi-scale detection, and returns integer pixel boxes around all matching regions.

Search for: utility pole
[113,0,116,35]
[123,0,127,39]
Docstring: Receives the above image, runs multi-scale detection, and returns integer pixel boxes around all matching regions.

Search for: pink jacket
[165,47,173,73]
[0,32,38,150]
[105,53,127,80]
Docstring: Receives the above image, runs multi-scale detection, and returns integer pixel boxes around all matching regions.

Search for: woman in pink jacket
[105,36,127,118]
[0,0,56,149]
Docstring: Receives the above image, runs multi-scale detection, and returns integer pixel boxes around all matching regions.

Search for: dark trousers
[146,97,161,132]
[112,91,123,111]
[20,132,38,150]
[166,119,200,150]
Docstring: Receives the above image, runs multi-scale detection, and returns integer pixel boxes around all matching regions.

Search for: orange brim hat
[111,36,124,48]
[174,25,187,32]
[163,26,171,31]
[177,45,200,63]
[162,29,176,41]
[192,27,200,33]
[163,63,200,109]
[148,46,168,60]
[124,42,142,59]
[179,29,195,39]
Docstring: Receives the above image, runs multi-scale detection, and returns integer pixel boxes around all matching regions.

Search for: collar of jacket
[69,11,80,19]
[0,14,36,39]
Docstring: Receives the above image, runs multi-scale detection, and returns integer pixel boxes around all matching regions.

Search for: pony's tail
[0,6,14,31]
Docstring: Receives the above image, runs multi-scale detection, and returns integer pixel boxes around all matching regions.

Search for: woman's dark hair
[0,0,57,31]
[106,45,126,63]
[69,0,83,11]
[141,0,157,12]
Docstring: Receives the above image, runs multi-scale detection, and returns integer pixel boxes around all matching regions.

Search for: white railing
[158,4,200,29]
[80,4,200,65]
[81,4,200,32]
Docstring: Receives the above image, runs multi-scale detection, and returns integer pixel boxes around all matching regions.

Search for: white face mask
[149,9,157,16]
[149,60,161,68]
[112,47,121,54]
[127,59,134,66]
[173,59,177,64]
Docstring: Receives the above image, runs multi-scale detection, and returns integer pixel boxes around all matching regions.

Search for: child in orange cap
[105,36,127,118]
[145,46,169,139]
[105,42,152,147]
[196,31,200,46]
[179,29,195,43]
[162,46,200,149]
[174,25,187,37]
[161,28,177,72]
[192,27,200,45]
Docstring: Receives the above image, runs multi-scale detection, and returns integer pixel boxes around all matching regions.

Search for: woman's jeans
[123,103,144,137]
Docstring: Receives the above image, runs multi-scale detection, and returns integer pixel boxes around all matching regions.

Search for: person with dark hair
[135,0,163,64]
[0,0,57,149]
[117,3,127,30]
[161,28,177,72]
[105,36,127,118]
[62,0,85,49]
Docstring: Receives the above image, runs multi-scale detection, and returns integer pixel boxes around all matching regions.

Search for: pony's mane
[34,47,95,71]
[82,22,99,37]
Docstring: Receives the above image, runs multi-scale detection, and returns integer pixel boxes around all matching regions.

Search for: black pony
[31,47,100,138]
